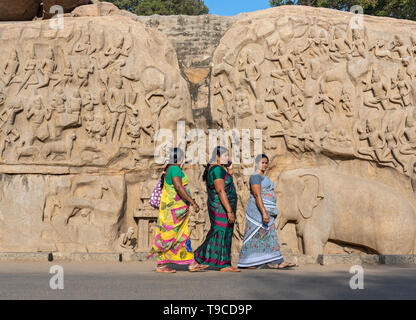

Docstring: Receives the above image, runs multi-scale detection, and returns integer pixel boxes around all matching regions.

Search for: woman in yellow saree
[148,147,208,273]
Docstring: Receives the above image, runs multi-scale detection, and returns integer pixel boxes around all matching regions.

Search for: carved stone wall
[1,6,416,260]
[0,15,192,252]
[210,6,416,257]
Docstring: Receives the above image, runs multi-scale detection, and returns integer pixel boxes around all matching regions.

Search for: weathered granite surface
[0,6,416,265]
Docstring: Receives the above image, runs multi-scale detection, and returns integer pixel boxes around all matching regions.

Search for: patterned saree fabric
[148,168,195,265]
[237,174,284,267]
[194,165,237,268]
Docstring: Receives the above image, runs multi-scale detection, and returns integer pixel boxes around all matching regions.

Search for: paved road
[0,261,415,299]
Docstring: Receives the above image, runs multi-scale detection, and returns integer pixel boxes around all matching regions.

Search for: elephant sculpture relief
[276,168,416,256]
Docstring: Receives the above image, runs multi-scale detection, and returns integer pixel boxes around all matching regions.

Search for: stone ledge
[0,252,52,262]
[52,252,122,262]
[284,254,318,265]
[122,252,157,262]
[380,255,416,265]
[318,254,416,265]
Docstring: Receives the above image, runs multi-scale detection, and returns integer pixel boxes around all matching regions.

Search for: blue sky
[204,0,271,16]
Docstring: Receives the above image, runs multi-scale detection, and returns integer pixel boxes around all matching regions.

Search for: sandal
[156,265,176,273]
[188,263,209,272]
[267,262,296,269]
[220,266,241,272]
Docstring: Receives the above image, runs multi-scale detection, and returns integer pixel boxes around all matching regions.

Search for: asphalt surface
[0,261,415,299]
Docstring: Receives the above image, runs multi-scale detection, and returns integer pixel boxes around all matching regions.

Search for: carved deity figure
[213,74,233,118]
[77,60,94,88]
[265,83,292,124]
[339,87,354,117]
[105,77,135,142]
[2,49,19,87]
[0,100,23,156]
[362,68,391,110]
[37,48,59,89]
[329,28,352,62]
[26,95,52,145]
[391,35,412,61]
[269,44,299,89]
[74,33,96,56]
[238,49,261,98]
[390,69,412,107]
[119,227,136,250]
[351,29,367,58]
[16,49,38,93]
[357,119,395,166]
[51,87,67,113]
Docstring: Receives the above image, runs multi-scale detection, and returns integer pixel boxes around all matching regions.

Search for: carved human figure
[351,29,367,58]
[93,116,110,143]
[339,87,354,117]
[381,122,407,171]
[299,124,319,152]
[213,74,233,119]
[301,27,322,58]
[410,35,416,57]
[106,77,135,142]
[77,60,94,88]
[291,48,308,81]
[74,33,97,56]
[50,87,67,114]
[0,100,23,156]
[25,95,51,145]
[16,49,38,93]
[362,68,391,110]
[329,28,352,62]
[337,128,353,148]
[68,90,82,125]
[269,44,299,89]
[53,61,74,88]
[126,110,141,145]
[391,35,412,61]
[119,227,136,250]
[145,91,168,137]
[271,121,303,153]
[265,82,292,125]
[37,48,59,89]
[399,113,416,158]
[315,88,336,119]
[238,49,261,98]
[390,69,412,107]
[357,119,395,166]
[290,84,306,122]
[2,49,19,87]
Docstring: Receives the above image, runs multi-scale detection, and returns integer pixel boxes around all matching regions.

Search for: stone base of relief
[1,6,416,260]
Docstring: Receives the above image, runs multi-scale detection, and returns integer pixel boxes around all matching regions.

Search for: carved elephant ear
[298,174,324,219]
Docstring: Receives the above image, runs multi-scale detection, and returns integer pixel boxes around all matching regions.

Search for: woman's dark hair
[255,154,269,164]
[254,154,269,170]
[160,147,184,188]
[202,146,228,182]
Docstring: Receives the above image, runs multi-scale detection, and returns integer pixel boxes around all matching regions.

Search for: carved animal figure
[15,141,39,160]
[277,168,416,256]
[42,133,76,160]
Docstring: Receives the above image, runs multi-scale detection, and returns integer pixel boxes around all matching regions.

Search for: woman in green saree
[194,146,240,272]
